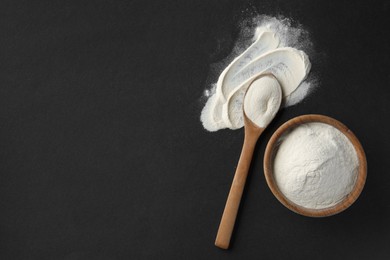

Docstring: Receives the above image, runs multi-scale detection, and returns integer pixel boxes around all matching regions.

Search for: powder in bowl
[273,122,359,209]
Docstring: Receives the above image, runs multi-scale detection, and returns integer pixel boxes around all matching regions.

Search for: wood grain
[263,114,367,217]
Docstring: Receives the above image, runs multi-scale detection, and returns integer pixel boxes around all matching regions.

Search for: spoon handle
[215,131,261,249]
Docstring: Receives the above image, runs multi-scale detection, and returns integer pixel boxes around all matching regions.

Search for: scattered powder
[284,80,314,107]
[243,75,281,128]
[273,123,359,209]
[200,16,315,132]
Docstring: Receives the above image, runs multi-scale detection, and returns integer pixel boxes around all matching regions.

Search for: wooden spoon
[215,75,281,249]
[215,114,264,249]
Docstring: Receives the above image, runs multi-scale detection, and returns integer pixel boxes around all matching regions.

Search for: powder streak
[201,15,314,132]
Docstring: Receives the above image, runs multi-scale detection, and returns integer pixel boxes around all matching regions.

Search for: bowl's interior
[263,114,367,217]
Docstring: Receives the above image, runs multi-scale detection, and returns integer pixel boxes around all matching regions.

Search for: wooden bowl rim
[263,114,367,217]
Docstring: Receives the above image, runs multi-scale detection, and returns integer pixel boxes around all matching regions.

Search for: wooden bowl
[263,114,367,217]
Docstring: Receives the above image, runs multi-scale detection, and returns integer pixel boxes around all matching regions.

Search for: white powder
[243,75,281,128]
[200,16,314,132]
[273,123,359,209]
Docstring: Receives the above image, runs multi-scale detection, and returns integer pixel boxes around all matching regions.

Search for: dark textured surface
[0,0,389,259]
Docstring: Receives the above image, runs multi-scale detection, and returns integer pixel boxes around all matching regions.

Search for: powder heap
[273,123,359,209]
[200,16,313,132]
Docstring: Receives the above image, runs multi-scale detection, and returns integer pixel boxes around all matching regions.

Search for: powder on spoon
[243,75,281,128]
[273,123,359,209]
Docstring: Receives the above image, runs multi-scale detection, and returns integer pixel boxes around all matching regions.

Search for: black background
[1,0,389,259]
